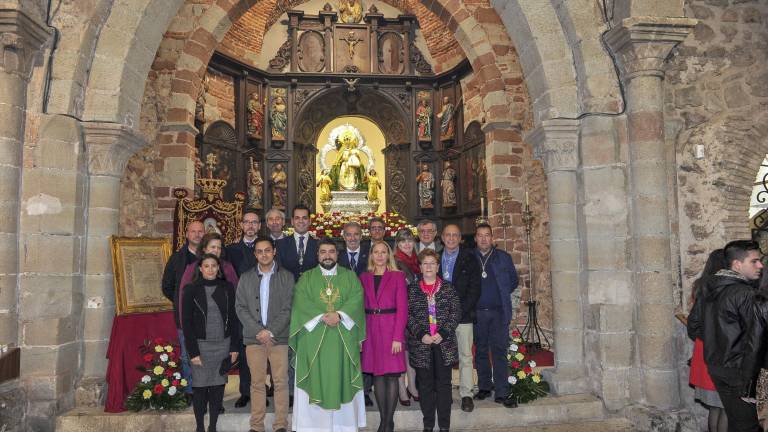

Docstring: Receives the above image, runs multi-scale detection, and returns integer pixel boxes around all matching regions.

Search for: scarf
[419,278,442,336]
[715,268,750,282]
[396,248,421,276]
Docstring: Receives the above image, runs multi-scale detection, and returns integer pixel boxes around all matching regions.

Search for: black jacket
[337,244,370,276]
[276,235,319,281]
[181,278,240,359]
[688,271,764,390]
[226,239,257,276]
[407,280,461,368]
[161,244,197,327]
[439,247,481,323]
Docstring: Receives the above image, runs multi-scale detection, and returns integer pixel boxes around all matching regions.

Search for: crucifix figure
[340,31,363,59]
[205,152,218,178]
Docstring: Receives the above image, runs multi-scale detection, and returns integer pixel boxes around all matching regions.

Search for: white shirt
[258,262,275,326]
[420,242,436,251]
[304,265,355,331]
[293,232,308,254]
[346,247,361,267]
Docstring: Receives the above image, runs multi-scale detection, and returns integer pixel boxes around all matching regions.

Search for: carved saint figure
[270,163,288,210]
[270,91,288,140]
[330,129,367,191]
[338,0,363,23]
[317,169,333,204]
[441,161,457,208]
[416,94,432,141]
[367,168,381,202]
[436,96,455,141]
[415,163,435,209]
[477,158,488,199]
[247,157,264,209]
[195,77,208,123]
[247,92,264,138]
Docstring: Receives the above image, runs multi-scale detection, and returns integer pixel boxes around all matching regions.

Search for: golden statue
[338,0,363,23]
[329,129,367,191]
[317,169,333,204]
[366,168,381,202]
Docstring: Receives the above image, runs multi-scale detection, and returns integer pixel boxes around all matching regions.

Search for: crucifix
[205,152,218,178]
[339,31,363,59]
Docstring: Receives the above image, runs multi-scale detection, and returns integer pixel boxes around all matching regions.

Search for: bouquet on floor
[506,329,549,404]
[125,338,188,411]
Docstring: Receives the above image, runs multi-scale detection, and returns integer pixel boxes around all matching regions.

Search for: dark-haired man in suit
[276,204,318,282]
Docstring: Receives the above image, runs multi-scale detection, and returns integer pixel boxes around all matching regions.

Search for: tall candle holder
[520,190,550,352]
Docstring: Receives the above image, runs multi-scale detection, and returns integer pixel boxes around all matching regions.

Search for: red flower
[143,353,154,362]
[169,351,177,360]
[153,384,164,394]
[153,338,165,345]
[511,361,520,369]
[518,345,527,354]
[524,366,532,374]
[165,370,174,377]
[172,379,180,386]
[511,329,521,337]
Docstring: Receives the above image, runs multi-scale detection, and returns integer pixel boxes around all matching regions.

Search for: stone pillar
[606,17,695,409]
[81,123,145,399]
[0,6,49,350]
[526,119,588,394]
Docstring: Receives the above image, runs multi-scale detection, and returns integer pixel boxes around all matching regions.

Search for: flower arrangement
[506,328,549,405]
[124,338,188,411]
[305,211,417,239]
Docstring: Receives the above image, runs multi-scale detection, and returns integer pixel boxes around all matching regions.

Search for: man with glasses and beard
[290,238,367,431]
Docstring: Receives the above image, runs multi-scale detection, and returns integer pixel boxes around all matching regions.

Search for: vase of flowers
[307,211,417,239]
[124,338,188,411]
[506,328,549,405]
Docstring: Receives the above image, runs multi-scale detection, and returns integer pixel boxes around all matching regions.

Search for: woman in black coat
[407,248,460,432]
[182,254,240,432]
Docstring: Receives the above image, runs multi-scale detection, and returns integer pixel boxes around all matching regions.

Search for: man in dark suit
[161,220,204,396]
[276,204,318,282]
[337,221,369,276]
[438,223,481,412]
[416,219,443,253]
[225,210,261,408]
[472,223,518,407]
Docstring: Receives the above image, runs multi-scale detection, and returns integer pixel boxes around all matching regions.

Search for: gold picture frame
[111,236,173,315]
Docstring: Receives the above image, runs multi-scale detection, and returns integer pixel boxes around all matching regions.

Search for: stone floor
[456,420,631,431]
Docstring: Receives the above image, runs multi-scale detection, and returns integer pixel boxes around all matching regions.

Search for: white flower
[141,375,151,384]
[159,353,169,362]
[528,360,537,368]
[510,343,518,352]
[168,386,177,396]
[508,376,518,385]
[173,372,181,379]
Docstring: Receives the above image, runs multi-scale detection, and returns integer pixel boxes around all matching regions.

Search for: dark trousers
[415,346,453,430]
[474,308,510,397]
[192,385,225,432]
[238,342,251,397]
[710,371,761,432]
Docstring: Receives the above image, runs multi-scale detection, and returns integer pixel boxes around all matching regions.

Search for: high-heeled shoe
[407,388,420,402]
[399,395,411,406]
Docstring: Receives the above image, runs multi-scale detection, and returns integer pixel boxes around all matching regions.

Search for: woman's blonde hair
[366,240,399,272]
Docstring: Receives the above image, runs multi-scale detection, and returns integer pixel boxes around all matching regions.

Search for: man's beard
[320,259,336,270]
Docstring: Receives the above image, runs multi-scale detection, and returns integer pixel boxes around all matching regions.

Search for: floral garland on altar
[124,338,188,411]
[285,211,417,239]
[507,328,549,405]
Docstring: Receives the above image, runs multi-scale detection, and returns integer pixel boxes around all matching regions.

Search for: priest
[290,237,367,431]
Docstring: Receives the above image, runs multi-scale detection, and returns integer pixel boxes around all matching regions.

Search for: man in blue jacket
[472,223,518,407]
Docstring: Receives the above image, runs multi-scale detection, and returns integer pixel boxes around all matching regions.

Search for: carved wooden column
[526,119,588,395]
[0,6,49,351]
[606,17,695,409]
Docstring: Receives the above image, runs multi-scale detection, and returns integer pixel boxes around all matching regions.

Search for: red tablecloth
[105,311,178,412]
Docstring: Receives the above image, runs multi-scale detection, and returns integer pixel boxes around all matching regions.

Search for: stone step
[453,419,631,432]
[57,393,606,432]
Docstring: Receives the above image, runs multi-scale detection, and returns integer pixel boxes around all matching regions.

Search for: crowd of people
[686,240,766,432]
[162,205,520,432]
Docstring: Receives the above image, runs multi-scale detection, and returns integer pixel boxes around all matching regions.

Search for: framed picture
[111,236,173,315]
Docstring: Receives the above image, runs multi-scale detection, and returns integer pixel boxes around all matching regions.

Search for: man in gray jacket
[236,237,294,432]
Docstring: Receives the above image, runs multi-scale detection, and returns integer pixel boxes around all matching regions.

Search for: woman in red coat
[360,240,408,432]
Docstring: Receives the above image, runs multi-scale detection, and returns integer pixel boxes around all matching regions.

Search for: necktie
[350,251,357,270]
[298,236,305,265]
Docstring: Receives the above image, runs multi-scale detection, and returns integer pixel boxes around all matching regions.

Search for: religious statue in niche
[330,128,367,191]
[436,96,455,141]
[441,161,457,208]
[247,157,264,209]
[270,89,288,140]
[247,92,264,138]
[367,168,381,203]
[416,91,432,141]
[317,169,333,204]
[416,163,435,209]
[270,163,288,210]
[195,76,209,124]
[338,0,363,23]
[478,158,487,199]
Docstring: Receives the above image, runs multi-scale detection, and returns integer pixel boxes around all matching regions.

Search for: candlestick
[480,197,485,217]
[525,189,529,208]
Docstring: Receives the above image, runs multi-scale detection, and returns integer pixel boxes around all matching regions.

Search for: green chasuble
[289,266,366,410]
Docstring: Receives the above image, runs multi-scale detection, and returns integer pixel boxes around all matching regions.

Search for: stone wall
[201,69,236,130]
[665,0,768,307]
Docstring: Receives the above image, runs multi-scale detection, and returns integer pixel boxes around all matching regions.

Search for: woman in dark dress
[182,254,240,432]
[407,249,460,432]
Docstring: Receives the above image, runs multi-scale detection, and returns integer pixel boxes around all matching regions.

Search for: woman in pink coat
[360,240,408,432]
